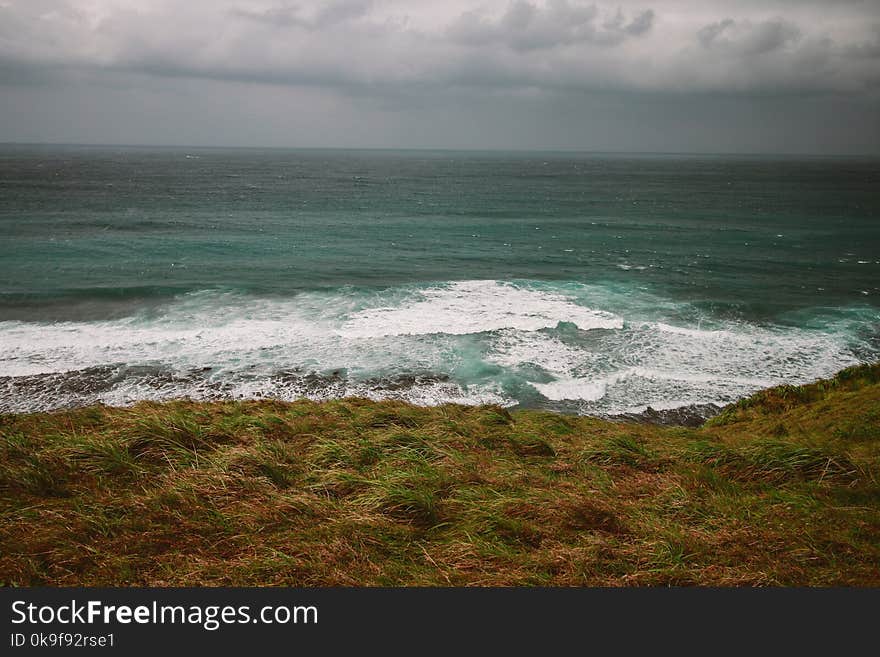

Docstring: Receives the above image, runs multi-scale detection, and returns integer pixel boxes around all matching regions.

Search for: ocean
[1,144,878,418]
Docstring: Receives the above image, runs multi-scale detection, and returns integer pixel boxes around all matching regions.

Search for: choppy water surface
[1,146,878,416]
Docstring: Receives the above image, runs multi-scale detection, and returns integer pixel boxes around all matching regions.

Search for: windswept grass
[1,365,879,587]
[707,362,880,424]
[687,439,859,485]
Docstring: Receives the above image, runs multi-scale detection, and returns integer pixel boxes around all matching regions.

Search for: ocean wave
[531,377,608,402]
[337,280,621,337]
[0,279,876,415]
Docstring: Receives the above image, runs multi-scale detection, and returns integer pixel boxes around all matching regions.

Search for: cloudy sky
[1,0,879,153]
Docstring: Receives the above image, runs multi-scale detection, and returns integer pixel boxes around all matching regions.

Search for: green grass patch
[1,363,878,586]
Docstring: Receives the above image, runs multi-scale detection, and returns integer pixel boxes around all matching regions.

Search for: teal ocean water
[1,145,878,417]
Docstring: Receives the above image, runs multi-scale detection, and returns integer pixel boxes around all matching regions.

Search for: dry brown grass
[1,364,879,586]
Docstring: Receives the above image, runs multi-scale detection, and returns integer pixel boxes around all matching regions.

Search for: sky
[1,0,879,153]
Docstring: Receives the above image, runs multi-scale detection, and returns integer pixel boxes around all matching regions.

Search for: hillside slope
[2,364,878,586]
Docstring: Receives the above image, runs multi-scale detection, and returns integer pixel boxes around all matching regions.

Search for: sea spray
[1,280,874,414]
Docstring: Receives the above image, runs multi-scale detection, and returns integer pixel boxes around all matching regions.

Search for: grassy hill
[2,363,879,586]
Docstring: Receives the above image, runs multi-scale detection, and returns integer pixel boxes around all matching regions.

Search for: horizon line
[1,141,879,159]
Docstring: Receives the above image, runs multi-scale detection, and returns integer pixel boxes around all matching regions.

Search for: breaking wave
[1,279,876,416]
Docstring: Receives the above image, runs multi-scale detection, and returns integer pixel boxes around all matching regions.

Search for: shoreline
[0,364,725,426]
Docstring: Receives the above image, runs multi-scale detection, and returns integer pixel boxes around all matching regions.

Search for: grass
[1,363,879,586]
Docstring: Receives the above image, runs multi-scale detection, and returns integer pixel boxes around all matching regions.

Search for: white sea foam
[0,280,875,415]
[516,317,866,410]
[532,377,607,402]
[0,313,328,377]
[487,330,587,373]
[338,280,621,337]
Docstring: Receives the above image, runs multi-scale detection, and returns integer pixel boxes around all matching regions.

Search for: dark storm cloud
[0,0,878,152]
[446,1,655,50]
[846,23,880,58]
[697,18,801,55]
[0,0,877,95]
[233,0,374,30]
